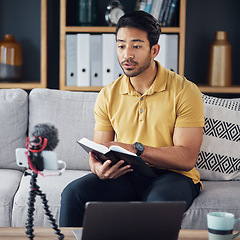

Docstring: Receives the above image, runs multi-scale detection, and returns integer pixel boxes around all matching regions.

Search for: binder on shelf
[66,34,77,86]
[155,34,178,73]
[102,34,116,86]
[76,33,90,86]
[114,55,123,80]
[90,34,102,86]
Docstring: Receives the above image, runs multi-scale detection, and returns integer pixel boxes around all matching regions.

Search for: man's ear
[151,44,160,58]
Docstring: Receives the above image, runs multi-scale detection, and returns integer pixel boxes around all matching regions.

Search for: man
[60,11,204,227]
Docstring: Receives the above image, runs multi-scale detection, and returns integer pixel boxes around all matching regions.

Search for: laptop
[72,201,186,240]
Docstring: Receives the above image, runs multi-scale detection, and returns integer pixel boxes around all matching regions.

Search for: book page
[109,145,136,156]
[78,137,109,154]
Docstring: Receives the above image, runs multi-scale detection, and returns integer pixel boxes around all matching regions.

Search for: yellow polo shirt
[94,61,204,184]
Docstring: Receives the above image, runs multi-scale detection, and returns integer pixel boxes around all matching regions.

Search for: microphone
[31,123,59,151]
[16,123,66,176]
[26,123,60,173]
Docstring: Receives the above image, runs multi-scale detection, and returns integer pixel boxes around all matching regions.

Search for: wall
[185,0,240,90]
[0,0,41,82]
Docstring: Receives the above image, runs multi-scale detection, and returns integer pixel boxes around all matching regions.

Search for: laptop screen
[73,201,186,240]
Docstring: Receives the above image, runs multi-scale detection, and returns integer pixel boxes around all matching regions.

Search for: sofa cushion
[196,95,240,180]
[29,89,98,170]
[182,180,240,230]
[0,89,28,170]
[12,169,90,227]
[0,169,23,227]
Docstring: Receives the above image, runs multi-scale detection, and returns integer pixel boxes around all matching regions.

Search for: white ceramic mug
[207,212,240,240]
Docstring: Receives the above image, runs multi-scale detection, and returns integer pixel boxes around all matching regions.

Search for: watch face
[136,142,144,151]
[109,8,125,25]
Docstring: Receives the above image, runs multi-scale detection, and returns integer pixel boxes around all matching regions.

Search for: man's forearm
[141,145,198,172]
[103,141,198,172]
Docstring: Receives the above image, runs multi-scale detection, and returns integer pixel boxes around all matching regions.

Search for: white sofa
[0,88,239,230]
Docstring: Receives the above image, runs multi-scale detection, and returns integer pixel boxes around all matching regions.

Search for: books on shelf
[165,0,179,27]
[66,33,123,87]
[145,0,153,13]
[138,0,147,11]
[137,0,179,27]
[160,0,179,27]
[77,137,156,177]
[150,0,163,20]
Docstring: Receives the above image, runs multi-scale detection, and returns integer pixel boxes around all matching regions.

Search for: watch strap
[134,142,144,156]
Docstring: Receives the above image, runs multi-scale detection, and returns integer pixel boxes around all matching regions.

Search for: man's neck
[130,61,158,95]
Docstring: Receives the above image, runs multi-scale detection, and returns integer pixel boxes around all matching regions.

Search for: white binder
[66,34,77,86]
[155,34,179,73]
[114,55,123,79]
[76,33,90,86]
[90,34,102,86]
[102,34,116,86]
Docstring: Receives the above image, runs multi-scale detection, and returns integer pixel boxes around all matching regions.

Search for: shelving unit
[59,0,239,95]
[198,85,240,94]
[0,0,47,90]
[59,0,186,91]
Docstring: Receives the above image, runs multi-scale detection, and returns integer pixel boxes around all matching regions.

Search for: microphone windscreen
[32,123,59,151]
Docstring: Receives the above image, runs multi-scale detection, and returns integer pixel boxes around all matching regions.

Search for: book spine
[145,0,153,13]
[158,0,168,25]
[139,0,147,11]
[150,0,163,20]
[162,0,173,27]
[166,0,179,27]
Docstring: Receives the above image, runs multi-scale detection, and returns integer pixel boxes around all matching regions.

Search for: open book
[77,137,156,177]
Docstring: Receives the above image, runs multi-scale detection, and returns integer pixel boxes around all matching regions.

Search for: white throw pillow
[196,94,240,180]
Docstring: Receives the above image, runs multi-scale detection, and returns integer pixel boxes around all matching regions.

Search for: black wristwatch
[134,142,144,156]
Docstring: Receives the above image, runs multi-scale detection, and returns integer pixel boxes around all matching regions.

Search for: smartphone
[15,148,59,170]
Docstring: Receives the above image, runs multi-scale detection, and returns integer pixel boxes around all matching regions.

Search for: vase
[0,34,23,82]
[77,0,97,26]
[207,31,232,87]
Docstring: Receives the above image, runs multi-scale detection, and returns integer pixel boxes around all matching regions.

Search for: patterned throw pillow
[196,94,240,180]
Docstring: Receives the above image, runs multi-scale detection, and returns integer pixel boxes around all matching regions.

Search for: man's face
[116,27,152,78]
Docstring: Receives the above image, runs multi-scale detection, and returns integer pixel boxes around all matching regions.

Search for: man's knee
[61,174,95,204]
[144,174,200,211]
[61,180,79,206]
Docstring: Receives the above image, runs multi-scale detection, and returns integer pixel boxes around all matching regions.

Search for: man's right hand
[88,152,133,180]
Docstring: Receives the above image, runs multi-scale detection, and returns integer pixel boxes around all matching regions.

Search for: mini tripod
[24,171,64,240]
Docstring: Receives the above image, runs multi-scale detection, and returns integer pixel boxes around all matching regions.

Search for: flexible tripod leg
[39,191,64,240]
[25,172,64,240]
[25,190,36,240]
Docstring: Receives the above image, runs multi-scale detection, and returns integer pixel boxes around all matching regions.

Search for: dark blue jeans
[59,169,200,227]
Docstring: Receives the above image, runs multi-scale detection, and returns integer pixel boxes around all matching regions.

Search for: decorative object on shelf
[77,0,97,26]
[105,0,125,26]
[207,31,232,87]
[0,34,23,82]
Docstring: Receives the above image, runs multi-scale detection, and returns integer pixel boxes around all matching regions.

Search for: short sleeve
[94,89,114,131]
[175,81,204,128]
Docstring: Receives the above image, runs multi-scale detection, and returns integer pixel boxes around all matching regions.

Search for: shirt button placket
[139,97,144,122]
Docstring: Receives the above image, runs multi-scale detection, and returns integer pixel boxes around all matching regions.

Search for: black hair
[116,11,161,49]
